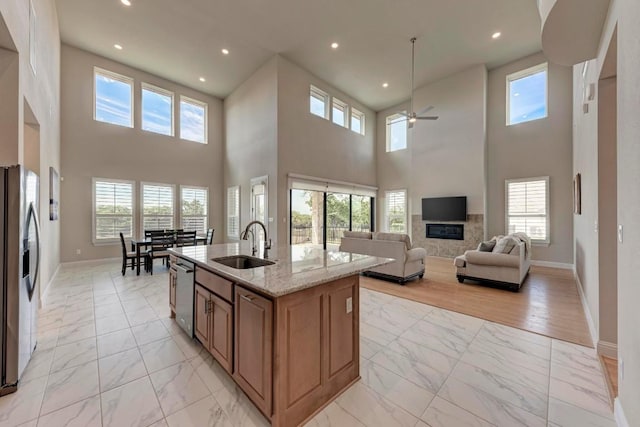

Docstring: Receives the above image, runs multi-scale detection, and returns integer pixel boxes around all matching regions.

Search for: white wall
[487,52,574,264]
[60,45,224,261]
[0,0,61,296]
[376,65,487,228]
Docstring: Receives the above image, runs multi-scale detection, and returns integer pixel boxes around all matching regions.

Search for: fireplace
[426,224,464,240]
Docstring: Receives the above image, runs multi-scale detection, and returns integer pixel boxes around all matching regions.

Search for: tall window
[94,68,133,128]
[386,113,407,152]
[180,96,207,143]
[227,186,240,239]
[507,63,548,126]
[141,183,174,232]
[332,98,348,127]
[385,190,407,233]
[351,108,365,135]
[506,177,549,243]
[310,85,329,119]
[142,83,174,136]
[181,186,208,233]
[93,178,134,243]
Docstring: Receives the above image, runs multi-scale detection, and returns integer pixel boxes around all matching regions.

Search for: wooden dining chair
[176,230,197,247]
[206,228,214,245]
[145,232,173,275]
[119,233,137,276]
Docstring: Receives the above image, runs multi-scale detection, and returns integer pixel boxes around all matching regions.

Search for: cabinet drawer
[195,268,233,302]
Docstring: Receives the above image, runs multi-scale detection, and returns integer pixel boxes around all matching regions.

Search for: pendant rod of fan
[410,37,416,119]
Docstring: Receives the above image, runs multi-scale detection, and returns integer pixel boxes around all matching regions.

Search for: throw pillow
[477,240,496,252]
[492,236,517,254]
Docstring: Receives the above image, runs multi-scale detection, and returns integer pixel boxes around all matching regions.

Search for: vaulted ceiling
[56,0,542,111]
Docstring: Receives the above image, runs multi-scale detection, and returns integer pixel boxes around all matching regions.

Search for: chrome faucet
[240,221,272,258]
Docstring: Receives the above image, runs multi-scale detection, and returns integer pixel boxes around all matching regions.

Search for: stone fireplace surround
[411,214,484,258]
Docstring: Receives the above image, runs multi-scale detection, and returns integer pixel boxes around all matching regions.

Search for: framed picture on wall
[49,167,59,221]
[573,173,582,215]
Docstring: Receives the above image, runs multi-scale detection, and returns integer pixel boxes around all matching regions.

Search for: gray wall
[0,0,61,298]
[60,45,224,262]
[223,57,279,243]
[276,56,377,244]
[486,52,574,264]
[375,65,487,238]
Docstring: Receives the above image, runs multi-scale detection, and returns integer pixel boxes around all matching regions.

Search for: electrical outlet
[594,220,598,233]
[346,297,353,314]
[76,249,81,255]
[620,358,624,381]
[618,225,624,243]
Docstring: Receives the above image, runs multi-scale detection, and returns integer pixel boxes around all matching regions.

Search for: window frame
[179,95,208,144]
[331,97,348,128]
[92,177,136,245]
[350,108,365,135]
[141,82,175,137]
[309,85,329,119]
[227,186,240,240]
[93,67,134,128]
[506,62,548,126]
[140,182,176,235]
[384,189,407,234]
[386,112,408,152]
[180,185,209,233]
[504,176,550,244]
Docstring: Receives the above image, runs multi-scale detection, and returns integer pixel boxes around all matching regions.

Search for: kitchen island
[168,242,391,427]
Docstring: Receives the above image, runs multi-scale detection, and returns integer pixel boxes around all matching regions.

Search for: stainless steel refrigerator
[0,165,40,395]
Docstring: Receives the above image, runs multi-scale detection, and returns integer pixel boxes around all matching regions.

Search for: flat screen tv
[422,196,467,221]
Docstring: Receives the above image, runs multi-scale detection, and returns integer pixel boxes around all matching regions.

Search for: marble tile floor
[0,260,616,427]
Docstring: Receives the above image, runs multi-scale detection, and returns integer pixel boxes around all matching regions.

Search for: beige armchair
[339,231,426,284]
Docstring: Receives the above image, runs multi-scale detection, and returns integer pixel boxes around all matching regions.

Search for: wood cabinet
[234,286,273,418]
[169,268,177,315]
[194,284,233,373]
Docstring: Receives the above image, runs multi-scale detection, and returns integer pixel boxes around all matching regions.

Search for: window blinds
[181,187,208,233]
[94,179,134,241]
[142,183,174,232]
[506,178,548,242]
[385,190,406,233]
[227,186,240,239]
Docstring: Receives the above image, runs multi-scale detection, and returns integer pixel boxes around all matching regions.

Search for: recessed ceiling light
[199,77,206,82]
[492,32,501,39]
[331,42,339,49]
[221,48,229,55]
[382,82,389,88]
[114,44,123,50]
[121,0,131,6]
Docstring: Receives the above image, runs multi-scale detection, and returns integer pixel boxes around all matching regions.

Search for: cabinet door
[234,287,273,416]
[169,269,177,311]
[210,294,233,373]
[194,285,211,349]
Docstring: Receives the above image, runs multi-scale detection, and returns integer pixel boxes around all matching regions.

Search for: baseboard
[615,398,629,427]
[574,270,598,348]
[597,341,618,358]
[41,263,60,307]
[530,260,574,270]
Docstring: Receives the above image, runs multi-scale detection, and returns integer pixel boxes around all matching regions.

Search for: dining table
[131,235,208,275]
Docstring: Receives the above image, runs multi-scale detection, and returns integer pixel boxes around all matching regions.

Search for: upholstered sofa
[339,231,426,284]
[454,233,531,291]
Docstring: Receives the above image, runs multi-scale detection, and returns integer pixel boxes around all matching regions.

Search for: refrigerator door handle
[25,202,40,302]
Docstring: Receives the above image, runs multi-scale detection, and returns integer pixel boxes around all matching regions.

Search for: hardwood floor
[601,355,618,403]
[361,256,593,347]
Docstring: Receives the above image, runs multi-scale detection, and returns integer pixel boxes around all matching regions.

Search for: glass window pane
[180,99,207,143]
[291,189,324,247]
[310,94,326,118]
[352,115,361,134]
[326,193,350,249]
[332,105,345,126]
[351,195,371,233]
[95,72,132,127]
[142,87,173,136]
[388,115,407,152]
[508,66,547,125]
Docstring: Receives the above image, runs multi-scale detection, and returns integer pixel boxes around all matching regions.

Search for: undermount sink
[211,255,275,269]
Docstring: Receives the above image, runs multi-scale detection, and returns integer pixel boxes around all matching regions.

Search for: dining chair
[145,232,173,275]
[206,228,214,245]
[119,233,138,276]
[145,229,166,238]
[176,230,197,247]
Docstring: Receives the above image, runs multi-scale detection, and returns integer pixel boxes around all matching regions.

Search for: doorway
[250,176,268,243]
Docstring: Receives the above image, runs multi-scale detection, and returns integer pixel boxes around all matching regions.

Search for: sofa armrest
[406,247,426,263]
[465,250,520,268]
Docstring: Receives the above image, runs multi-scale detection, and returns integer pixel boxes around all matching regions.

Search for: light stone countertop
[169,242,393,298]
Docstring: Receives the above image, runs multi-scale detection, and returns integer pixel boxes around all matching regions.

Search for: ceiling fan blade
[416,105,434,115]
[417,116,439,120]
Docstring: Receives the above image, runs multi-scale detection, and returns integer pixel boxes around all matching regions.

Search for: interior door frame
[250,176,268,239]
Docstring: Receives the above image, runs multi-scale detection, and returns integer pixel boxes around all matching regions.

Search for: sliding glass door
[326,193,350,250]
[351,195,372,232]
[290,189,324,247]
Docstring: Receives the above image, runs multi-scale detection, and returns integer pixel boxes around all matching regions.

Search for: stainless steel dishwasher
[175,259,195,337]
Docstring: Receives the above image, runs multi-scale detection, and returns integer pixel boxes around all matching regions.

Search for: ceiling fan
[389,37,439,129]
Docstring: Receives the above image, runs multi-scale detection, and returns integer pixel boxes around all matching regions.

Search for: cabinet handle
[205,300,213,314]
[240,294,254,302]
